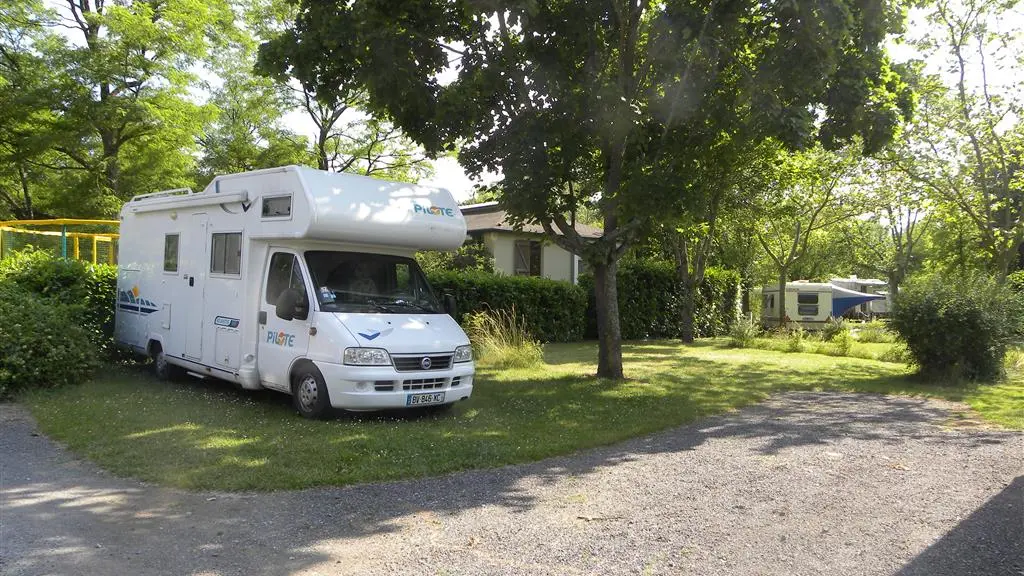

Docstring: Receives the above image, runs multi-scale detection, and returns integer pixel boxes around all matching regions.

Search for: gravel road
[1,392,1021,576]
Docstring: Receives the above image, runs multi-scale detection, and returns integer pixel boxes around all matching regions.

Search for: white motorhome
[115,165,474,418]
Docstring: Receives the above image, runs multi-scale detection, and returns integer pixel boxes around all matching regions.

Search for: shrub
[0,285,100,398]
[854,320,895,343]
[728,315,760,348]
[829,329,853,356]
[427,270,587,342]
[890,274,1023,381]
[579,261,740,340]
[878,342,912,364]
[0,248,118,354]
[785,326,806,353]
[465,308,544,369]
[821,317,848,342]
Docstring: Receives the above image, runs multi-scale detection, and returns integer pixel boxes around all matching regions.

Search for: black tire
[292,366,331,419]
[152,347,184,381]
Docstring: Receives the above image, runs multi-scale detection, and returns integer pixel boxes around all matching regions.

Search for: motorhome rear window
[163,234,179,272]
[797,293,819,304]
[210,232,242,275]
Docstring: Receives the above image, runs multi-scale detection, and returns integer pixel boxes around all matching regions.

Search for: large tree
[890,0,1023,277]
[263,0,911,378]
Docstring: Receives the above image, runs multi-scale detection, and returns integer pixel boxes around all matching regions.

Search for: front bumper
[314,360,475,410]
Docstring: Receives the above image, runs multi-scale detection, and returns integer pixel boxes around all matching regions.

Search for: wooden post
[74,236,80,260]
[92,236,98,265]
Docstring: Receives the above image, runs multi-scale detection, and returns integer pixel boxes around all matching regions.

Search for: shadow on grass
[6,342,1021,575]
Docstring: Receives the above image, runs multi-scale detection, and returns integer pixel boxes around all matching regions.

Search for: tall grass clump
[785,325,806,353]
[728,315,760,348]
[465,307,544,369]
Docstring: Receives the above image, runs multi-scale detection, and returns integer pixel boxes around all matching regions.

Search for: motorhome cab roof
[116,166,475,418]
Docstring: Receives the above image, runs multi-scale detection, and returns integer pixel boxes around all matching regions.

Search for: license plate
[406,392,445,406]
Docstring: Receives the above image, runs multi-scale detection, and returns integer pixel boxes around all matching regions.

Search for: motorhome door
[179,212,207,361]
[258,251,312,391]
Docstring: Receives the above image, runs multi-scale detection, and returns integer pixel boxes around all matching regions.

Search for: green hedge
[579,261,740,340]
[427,270,588,342]
[891,273,1022,382]
[0,249,118,355]
[0,282,101,398]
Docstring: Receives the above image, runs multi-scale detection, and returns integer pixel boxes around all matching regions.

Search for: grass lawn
[23,340,1024,491]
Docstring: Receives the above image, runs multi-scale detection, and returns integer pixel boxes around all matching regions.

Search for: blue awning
[831,284,884,316]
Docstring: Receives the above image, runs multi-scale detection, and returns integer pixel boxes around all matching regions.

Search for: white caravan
[115,165,474,418]
[760,281,883,329]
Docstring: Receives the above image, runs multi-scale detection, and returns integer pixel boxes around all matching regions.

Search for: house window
[211,232,242,275]
[163,234,179,273]
[514,240,542,276]
[797,292,819,316]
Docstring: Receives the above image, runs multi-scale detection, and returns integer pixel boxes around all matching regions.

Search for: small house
[461,202,602,284]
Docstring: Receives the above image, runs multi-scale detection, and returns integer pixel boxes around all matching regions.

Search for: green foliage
[427,270,587,343]
[0,284,99,397]
[890,274,1024,381]
[829,328,854,357]
[464,308,543,369]
[785,326,806,353]
[0,248,118,354]
[854,321,896,343]
[416,240,494,274]
[821,318,848,342]
[580,261,740,340]
[728,315,761,348]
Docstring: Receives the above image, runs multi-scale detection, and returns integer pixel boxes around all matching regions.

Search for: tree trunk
[592,259,624,379]
[679,279,696,344]
[777,271,788,329]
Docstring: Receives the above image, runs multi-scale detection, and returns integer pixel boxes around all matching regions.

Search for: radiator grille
[392,354,452,372]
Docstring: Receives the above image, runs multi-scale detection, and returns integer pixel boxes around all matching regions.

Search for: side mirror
[443,293,458,318]
[275,288,306,321]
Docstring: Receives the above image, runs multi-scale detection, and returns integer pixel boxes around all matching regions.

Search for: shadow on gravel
[894,476,1024,576]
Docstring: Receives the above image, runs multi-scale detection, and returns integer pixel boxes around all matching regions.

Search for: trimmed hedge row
[427,270,588,342]
[579,261,740,340]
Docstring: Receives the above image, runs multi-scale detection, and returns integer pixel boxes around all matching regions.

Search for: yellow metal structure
[0,219,120,265]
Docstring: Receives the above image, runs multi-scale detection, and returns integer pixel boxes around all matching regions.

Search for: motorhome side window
[265,253,308,306]
[210,232,242,275]
[262,195,291,218]
[163,234,179,272]
[797,293,819,316]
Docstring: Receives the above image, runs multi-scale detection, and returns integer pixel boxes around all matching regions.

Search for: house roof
[461,202,603,239]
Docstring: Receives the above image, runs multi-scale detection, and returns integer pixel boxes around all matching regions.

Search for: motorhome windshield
[304,251,441,314]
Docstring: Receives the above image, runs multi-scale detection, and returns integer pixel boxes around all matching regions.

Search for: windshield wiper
[386,299,438,313]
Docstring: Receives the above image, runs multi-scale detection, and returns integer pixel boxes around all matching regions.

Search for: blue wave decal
[358,330,381,340]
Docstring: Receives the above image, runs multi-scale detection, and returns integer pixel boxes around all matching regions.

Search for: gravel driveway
[1,392,1021,576]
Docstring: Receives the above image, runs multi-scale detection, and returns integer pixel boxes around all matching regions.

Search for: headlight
[453,345,473,363]
[343,348,392,366]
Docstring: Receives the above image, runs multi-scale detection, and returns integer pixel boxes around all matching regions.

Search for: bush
[854,320,895,343]
[427,270,588,342]
[0,285,100,397]
[465,308,544,369]
[785,326,806,353]
[890,274,1023,381]
[0,248,118,354]
[417,239,495,274]
[579,261,740,340]
[728,315,760,348]
[821,317,848,342]
[829,328,853,356]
